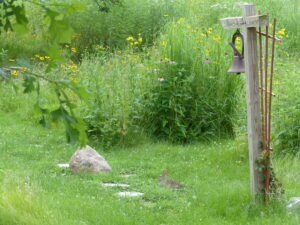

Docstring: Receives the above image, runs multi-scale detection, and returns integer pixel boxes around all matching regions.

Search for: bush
[139,20,243,143]
[69,0,182,60]
[79,51,153,148]
[276,102,300,155]
[273,60,300,155]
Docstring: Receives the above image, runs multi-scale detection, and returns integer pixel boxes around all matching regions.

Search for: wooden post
[242,4,264,199]
[220,3,267,200]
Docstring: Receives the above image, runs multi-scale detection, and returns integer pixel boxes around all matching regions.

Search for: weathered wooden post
[220,4,269,200]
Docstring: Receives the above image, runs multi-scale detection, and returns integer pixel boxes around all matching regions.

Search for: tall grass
[140,19,243,142]
[1,0,298,148]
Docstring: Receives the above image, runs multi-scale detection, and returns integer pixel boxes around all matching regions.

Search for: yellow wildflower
[20,67,28,73]
[201,33,207,37]
[71,48,77,53]
[11,70,19,76]
[126,36,134,41]
[161,40,167,46]
[205,49,211,55]
[208,28,213,34]
[65,44,70,48]
[70,77,79,83]
[8,59,15,62]
[35,54,40,58]
[278,29,286,35]
[96,45,106,51]
[212,36,221,41]
[163,14,169,17]
[45,56,50,59]
[39,56,45,60]
[176,17,186,24]
[138,37,143,42]
[69,64,78,69]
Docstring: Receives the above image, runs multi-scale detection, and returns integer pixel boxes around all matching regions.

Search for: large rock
[69,145,112,173]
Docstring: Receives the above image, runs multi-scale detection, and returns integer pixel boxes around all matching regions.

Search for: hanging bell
[228,29,245,74]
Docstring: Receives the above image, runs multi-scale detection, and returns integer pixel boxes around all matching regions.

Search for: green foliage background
[0,0,299,151]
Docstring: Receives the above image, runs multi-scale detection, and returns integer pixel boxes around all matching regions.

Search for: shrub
[69,0,182,60]
[79,51,153,148]
[273,60,300,155]
[139,20,243,143]
[275,102,300,155]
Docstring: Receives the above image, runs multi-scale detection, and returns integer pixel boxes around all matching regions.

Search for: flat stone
[102,183,130,187]
[116,191,144,197]
[57,163,69,168]
[287,197,300,209]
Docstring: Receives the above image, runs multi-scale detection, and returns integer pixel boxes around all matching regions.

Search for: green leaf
[45,44,65,62]
[0,68,9,80]
[23,74,36,93]
[65,124,79,144]
[12,23,28,34]
[51,107,66,122]
[39,116,49,128]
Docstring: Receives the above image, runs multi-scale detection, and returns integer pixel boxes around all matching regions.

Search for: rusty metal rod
[268,18,277,148]
[264,24,270,194]
[266,18,277,194]
[256,31,281,42]
[259,87,276,97]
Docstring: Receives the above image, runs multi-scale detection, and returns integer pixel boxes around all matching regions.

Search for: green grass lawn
[1,111,300,225]
[0,1,299,224]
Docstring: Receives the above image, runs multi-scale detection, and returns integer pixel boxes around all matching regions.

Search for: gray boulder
[69,145,112,173]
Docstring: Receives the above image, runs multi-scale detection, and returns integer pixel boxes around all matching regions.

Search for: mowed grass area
[1,111,300,225]
[0,0,299,224]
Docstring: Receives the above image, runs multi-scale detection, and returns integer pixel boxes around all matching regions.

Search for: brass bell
[228,29,245,74]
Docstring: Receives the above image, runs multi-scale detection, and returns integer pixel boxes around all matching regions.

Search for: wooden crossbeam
[220,14,268,29]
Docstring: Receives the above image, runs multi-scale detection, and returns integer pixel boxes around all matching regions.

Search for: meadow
[0,0,300,224]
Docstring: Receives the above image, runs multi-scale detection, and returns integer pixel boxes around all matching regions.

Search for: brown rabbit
[158,170,183,188]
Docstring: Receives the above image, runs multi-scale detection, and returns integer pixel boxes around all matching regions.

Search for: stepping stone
[102,183,130,187]
[57,163,69,168]
[287,197,300,209]
[116,191,144,197]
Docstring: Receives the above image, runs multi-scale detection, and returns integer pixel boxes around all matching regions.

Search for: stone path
[57,163,69,168]
[56,164,143,198]
[115,191,144,197]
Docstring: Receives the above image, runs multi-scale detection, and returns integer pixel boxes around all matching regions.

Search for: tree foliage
[0,0,93,146]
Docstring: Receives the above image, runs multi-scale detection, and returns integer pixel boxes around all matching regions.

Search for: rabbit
[158,170,183,188]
